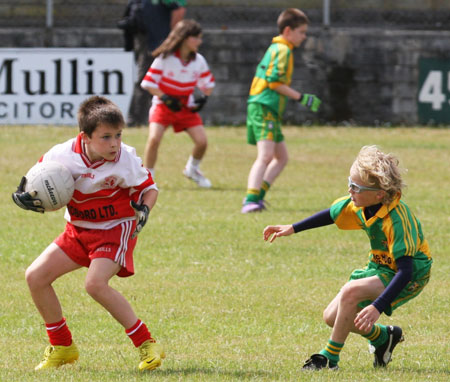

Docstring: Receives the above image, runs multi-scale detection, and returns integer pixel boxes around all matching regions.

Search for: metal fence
[1,0,449,30]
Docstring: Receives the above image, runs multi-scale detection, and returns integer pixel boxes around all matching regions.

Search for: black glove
[190,94,208,113]
[161,94,182,112]
[130,201,150,239]
[12,176,44,213]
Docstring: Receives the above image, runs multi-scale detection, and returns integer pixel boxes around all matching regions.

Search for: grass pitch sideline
[0,125,448,381]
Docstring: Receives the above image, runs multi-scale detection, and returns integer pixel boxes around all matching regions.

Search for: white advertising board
[0,48,134,125]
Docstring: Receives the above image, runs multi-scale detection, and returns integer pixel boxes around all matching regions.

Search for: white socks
[186,155,201,170]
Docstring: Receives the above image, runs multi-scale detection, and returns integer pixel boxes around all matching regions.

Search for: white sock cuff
[187,156,201,168]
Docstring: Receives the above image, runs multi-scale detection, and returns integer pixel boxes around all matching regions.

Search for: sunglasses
[348,177,381,194]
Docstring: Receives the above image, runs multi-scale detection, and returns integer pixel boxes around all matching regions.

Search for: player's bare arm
[274,84,321,112]
[146,87,165,97]
[273,83,301,100]
[142,188,158,212]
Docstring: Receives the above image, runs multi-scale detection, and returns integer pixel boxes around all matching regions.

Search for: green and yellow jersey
[330,195,432,280]
[248,36,294,117]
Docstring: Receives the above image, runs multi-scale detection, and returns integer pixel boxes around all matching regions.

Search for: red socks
[45,317,152,348]
[45,317,72,346]
[126,319,154,347]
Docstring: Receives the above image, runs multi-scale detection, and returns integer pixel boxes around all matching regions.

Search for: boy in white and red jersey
[12,96,164,372]
[141,19,215,188]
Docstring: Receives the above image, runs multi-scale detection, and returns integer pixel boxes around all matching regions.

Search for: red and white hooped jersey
[39,134,157,230]
[140,51,215,107]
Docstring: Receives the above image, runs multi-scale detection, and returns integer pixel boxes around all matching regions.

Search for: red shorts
[54,221,137,277]
[150,103,203,133]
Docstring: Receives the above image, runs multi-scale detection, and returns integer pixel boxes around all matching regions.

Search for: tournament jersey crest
[102,176,119,189]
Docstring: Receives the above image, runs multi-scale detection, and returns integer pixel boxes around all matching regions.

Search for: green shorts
[349,262,431,316]
[246,103,284,145]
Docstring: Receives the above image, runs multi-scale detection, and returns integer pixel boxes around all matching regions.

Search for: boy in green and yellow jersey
[242,8,321,213]
[264,145,432,370]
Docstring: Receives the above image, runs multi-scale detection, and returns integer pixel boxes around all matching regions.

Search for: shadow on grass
[16,366,275,381]
[151,366,274,379]
[351,364,450,377]
[387,367,450,376]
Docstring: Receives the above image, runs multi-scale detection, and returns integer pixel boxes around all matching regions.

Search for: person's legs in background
[128,33,154,126]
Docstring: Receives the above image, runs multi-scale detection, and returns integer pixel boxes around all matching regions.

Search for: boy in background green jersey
[241,8,321,213]
[263,145,432,370]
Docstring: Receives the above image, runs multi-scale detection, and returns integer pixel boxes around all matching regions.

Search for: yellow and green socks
[258,181,270,201]
[245,181,270,204]
[244,188,259,204]
[317,325,388,367]
[319,339,343,367]
[362,323,388,348]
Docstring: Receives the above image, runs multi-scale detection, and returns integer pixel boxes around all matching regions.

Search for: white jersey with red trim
[39,134,157,230]
[140,51,215,107]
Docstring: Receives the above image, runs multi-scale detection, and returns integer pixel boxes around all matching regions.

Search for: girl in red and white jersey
[141,19,215,188]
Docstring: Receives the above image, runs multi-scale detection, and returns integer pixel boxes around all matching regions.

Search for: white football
[25,161,75,212]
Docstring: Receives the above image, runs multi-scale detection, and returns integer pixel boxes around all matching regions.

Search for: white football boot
[183,166,212,188]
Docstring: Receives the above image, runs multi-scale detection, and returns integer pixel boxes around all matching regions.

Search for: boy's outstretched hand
[130,201,150,239]
[263,224,294,243]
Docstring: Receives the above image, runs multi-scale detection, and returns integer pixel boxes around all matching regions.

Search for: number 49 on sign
[418,58,450,124]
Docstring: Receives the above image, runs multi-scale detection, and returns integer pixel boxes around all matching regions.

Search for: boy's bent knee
[25,265,48,289]
[25,266,35,287]
[322,307,335,328]
[85,278,109,299]
[339,282,362,305]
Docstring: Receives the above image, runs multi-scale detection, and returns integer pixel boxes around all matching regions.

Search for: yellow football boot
[35,342,79,370]
[138,341,165,371]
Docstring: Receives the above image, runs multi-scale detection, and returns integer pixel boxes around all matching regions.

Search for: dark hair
[152,19,202,60]
[277,8,309,34]
[77,96,124,136]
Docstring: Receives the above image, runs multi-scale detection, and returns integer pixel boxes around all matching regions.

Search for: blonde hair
[352,145,406,205]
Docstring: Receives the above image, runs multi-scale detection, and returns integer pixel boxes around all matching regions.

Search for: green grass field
[0,125,449,381]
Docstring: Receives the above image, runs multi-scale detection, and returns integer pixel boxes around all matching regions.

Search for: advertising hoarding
[0,48,134,125]
[418,58,450,124]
